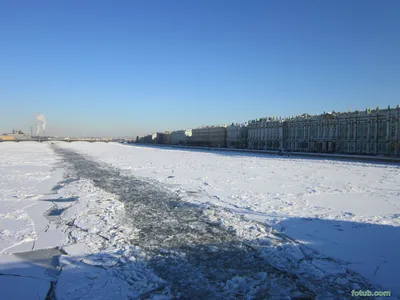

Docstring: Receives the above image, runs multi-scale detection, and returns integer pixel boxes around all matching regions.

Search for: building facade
[137,105,400,157]
[0,135,15,141]
[282,108,400,156]
[191,125,227,147]
[226,123,248,148]
[150,132,171,144]
[247,117,284,150]
[170,129,192,145]
[248,107,400,156]
[138,134,153,143]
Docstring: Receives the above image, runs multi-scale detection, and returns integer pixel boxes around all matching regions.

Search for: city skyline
[2,104,399,139]
[1,0,399,137]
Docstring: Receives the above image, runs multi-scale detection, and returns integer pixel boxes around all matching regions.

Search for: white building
[191,125,227,147]
[248,106,400,156]
[226,123,248,148]
[170,129,192,145]
[247,117,284,150]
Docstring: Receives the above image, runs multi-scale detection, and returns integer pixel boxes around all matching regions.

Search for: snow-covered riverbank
[0,142,62,298]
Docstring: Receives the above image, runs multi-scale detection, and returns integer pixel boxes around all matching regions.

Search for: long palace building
[138,105,400,158]
[248,106,400,157]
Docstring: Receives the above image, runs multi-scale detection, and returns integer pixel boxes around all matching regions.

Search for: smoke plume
[36,114,46,135]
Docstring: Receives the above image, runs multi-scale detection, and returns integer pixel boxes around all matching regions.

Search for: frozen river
[0,142,399,299]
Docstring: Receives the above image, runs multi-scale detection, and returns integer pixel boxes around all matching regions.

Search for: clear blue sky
[1,0,399,137]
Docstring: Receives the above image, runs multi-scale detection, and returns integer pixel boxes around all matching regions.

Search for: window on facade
[361,122,365,138]
[391,123,396,137]
[383,122,387,137]
[379,121,384,137]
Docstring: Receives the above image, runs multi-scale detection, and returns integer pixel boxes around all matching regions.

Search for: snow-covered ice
[1,141,399,299]
[57,142,400,297]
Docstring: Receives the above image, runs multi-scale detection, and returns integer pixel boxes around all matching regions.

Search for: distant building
[191,125,227,147]
[0,132,31,142]
[283,108,400,156]
[137,104,400,157]
[158,132,171,144]
[226,123,248,148]
[0,135,15,141]
[247,117,284,150]
[170,129,192,145]
[247,106,400,156]
[146,132,171,144]
[151,133,158,143]
[140,134,153,143]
